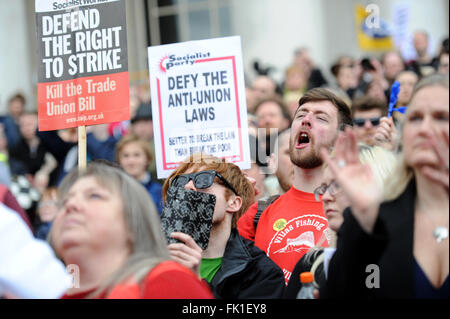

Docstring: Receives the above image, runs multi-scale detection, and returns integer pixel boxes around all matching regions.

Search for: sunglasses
[171,170,239,196]
[313,181,342,202]
[353,117,381,127]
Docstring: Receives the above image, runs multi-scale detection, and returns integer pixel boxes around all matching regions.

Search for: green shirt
[200,257,223,283]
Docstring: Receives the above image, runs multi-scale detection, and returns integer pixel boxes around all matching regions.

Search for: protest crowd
[0,18,448,300]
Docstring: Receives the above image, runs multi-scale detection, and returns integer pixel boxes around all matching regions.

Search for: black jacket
[321,179,419,299]
[210,228,285,299]
[8,137,47,176]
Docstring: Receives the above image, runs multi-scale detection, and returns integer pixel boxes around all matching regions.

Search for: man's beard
[289,135,324,169]
[290,147,323,169]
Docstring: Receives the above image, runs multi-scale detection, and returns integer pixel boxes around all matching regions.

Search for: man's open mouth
[296,131,311,148]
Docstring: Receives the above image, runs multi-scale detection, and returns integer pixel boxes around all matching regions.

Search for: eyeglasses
[171,170,239,196]
[313,181,341,202]
[353,117,381,127]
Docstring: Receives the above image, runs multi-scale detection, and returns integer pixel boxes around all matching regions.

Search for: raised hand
[168,232,203,278]
[374,116,399,151]
[321,127,383,233]
[421,127,449,193]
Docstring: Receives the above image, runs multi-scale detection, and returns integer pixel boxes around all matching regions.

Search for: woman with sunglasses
[50,161,213,299]
[284,145,396,298]
[321,74,449,299]
[162,153,286,299]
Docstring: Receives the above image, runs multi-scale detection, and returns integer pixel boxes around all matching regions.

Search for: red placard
[37,72,129,131]
[35,0,129,131]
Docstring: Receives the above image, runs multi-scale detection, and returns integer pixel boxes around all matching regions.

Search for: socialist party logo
[158,52,211,73]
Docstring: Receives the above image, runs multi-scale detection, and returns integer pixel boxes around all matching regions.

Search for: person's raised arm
[321,128,383,234]
[373,116,399,151]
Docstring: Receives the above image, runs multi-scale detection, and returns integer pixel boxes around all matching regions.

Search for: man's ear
[226,195,242,214]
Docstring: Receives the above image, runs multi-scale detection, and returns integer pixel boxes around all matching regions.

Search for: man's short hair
[351,96,388,117]
[297,88,353,130]
[253,96,291,121]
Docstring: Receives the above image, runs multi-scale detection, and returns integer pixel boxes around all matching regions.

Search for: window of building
[145,0,233,46]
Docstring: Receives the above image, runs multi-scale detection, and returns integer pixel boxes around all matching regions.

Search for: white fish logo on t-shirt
[273,231,315,254]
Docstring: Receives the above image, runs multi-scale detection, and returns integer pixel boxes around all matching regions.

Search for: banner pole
[78,125,87,170]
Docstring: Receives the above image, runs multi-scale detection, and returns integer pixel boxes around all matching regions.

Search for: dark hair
[441,37,449,55]
[351,96,388,117]
[253,60,274,76]
[131,103,152,123]
[330,63,341,78]
[8,93,26,106]
[297,88,353,130]
[405,61,423,78]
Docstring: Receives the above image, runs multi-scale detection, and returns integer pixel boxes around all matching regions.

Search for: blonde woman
[321,74,448,299]
[50,161,213,299]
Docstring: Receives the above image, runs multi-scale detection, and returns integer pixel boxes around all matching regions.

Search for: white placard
[148,36,250,179]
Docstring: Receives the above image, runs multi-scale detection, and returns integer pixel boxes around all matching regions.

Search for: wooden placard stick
[78,125,87,170]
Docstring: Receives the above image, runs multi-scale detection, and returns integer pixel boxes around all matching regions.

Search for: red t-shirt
[62,261,214,299]
[237,186,329,284]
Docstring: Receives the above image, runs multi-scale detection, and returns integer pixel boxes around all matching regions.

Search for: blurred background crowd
[0,0,448,242]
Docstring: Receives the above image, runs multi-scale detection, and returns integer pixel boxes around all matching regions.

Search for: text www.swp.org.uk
[66,112,104,124]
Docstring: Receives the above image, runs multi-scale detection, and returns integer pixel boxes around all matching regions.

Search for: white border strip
[35,0,120,13]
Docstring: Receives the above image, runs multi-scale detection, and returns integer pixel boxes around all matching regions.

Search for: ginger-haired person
[163,153,285,299]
